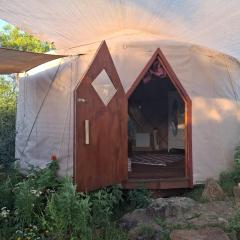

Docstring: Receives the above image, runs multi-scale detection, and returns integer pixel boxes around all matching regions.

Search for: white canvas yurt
[1,1,240,191]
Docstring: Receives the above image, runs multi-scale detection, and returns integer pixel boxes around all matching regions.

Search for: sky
[0,19,11,30]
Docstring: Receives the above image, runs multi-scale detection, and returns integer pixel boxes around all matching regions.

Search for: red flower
[51,155,57,161]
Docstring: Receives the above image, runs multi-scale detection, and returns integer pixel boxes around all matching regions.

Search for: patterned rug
[130,153,184,167]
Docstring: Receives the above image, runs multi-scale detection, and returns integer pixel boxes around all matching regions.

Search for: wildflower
[46,188,56,194]
[16,230,23,234]
[32,225,38,230]
[30,189,42,197]
[1,207,10,218]
[51,154,57,161]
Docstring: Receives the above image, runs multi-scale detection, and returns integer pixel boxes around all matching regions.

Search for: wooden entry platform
[122,177,189,190]
[129,159,185,179]
[123,155,187,190]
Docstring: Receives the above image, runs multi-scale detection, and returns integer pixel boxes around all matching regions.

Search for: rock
[186,201,234,228]
[233,186,240,207]
[170,227,230,240]
[118,209,148,231]
[146,197,196,218]
[119,197,234,239]
[128,225,164,240]
[202,178,225,201]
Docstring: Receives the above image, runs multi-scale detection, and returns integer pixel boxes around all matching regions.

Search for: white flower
[32,225,38,230]
[1,207,10,218]
[30,189,42,197]
[46,189,56,194]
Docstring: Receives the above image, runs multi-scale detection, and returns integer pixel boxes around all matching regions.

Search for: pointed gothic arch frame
[127,48,193,188]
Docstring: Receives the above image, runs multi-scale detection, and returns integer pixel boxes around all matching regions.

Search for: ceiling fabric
[0,0,240,59]
[0,48,65,74]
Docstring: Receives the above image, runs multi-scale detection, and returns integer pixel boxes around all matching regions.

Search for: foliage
[0,24,53,52]
[0,77,16,169]
[226,208,240,239]
[183,185,206,202]
[127,187,151,209]
[44,179,92,240]
[219,145,240,196]
[0,161,131,240]
[90,185,123,228]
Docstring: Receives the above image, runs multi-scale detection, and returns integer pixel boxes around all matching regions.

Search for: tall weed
[44,178,92,240]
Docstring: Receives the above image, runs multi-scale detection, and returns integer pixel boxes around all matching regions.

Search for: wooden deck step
[122,177,190,189]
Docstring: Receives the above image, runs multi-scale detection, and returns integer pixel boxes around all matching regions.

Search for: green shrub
[0,161,140,240]
[219,171,236,196]
[28,160,59,190]
[91,185,123,228]
[14,179,40,226]
[0,177,15,210]
[127,188,151,208]
[44,178,92,240]
[184,185,206,202]
[226,208,240,239]
[0,78,16,170]
[219,145,240,196]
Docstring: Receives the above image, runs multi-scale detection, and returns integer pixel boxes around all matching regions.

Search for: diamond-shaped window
[91,69,117,106]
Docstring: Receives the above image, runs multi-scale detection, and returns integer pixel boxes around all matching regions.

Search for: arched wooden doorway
[124,48,192,189]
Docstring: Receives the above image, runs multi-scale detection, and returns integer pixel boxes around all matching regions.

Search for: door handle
[85,120,90,145]
[78,98,87,103]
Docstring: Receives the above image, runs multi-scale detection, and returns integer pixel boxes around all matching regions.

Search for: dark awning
[0,48,66,74]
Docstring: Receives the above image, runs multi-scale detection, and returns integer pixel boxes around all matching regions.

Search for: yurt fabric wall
[15,38,240,183]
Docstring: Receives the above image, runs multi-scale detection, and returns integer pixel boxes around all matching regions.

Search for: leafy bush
[226,208,240,239]
[91,186,122,228]
[44,179,92,240]
[127,187,151,208]
[219,145,240,196]
[0,78,16,170]
[0,161,130,240]
[183,185,206,202]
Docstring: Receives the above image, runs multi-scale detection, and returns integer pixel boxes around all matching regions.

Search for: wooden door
[74,41,128,192]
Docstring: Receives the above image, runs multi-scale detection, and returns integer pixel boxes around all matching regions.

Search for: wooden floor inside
[129,157,185,179]
[123,152,187,189]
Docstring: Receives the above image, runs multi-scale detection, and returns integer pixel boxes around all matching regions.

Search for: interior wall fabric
[16,38,240,184]
[1,0,240,59]
[0,48,66,74]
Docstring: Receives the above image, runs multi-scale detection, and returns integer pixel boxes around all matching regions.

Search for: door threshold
[122,177,190,189]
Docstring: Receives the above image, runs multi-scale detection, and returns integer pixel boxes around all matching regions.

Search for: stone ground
[119,197,236,240]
